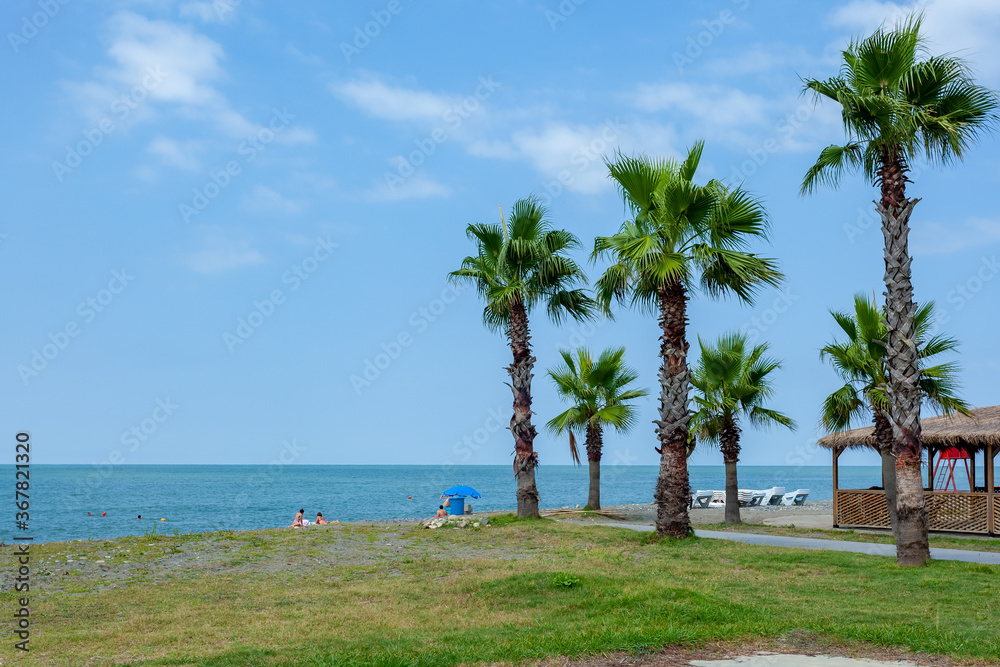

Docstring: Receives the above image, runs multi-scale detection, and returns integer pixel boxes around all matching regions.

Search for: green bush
[551,572,581,588]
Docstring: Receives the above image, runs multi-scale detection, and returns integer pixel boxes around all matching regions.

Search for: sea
[5,464,886,545]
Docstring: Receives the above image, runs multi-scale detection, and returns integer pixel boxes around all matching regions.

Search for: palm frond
[800,143,864,194]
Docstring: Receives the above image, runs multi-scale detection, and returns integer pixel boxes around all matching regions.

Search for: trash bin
[448,496,465,515]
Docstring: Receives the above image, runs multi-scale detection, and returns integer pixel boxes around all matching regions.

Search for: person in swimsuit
[315,512,339,525]
[290,509,304,527]
[434,505,448,518]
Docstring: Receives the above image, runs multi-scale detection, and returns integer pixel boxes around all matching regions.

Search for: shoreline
[5,501,837,547]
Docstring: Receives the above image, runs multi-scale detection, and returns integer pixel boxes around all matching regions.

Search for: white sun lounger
[737,490,754,506]
[690,490,713,508]
[749,491,766,507]
[782,489,810,506]
[759,486,785,506]
[710,491,726,506]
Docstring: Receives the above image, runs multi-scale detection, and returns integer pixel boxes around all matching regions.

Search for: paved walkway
[691,657,918,666]
[583,522,1000,565]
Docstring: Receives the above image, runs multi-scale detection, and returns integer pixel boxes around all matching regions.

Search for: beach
[12,464,867,545]
[6,507,999,665]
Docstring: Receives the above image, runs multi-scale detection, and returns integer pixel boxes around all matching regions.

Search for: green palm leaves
[546,347,648,464]
[691,333,795,445]
[801,13,998,194]
[451,196,596,331]
[594,144,782,313]
[820,294,970,432]
[546,346,647,510]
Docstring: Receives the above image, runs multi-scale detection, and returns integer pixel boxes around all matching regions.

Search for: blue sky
[5,0,1000,471]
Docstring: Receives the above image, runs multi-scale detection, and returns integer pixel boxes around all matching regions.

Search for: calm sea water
[5,464,884,544]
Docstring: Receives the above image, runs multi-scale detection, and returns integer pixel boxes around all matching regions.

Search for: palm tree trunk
[719,414,741,525]
[878,150,928,566]
[508,298,540,518]
[873,410,898,536]
[585,422,602,510]
[653,281,692,538]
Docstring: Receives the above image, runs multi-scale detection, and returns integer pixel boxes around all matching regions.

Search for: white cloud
[465,139,519,160]
[65,12,264,138]
[277,127,318,145]
[179,1,237,24]
[331,78,454,122]
[633,82,771,129]
[242,185,303,213]
[829,0,1000,83]
[332,75,817,196]
[828,0,913,31]
[911,217,1000,255]
[147,137,202,170]
[286,45,324,67]
[105,12,225,107]
[702,44,829,77]
[186,234,266,274]
[511,121,628,194]
[365,170,450,201]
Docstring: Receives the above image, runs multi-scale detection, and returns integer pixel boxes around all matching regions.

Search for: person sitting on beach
[434,505,448,518]
[315,512,338,525]
[290,509,304,527]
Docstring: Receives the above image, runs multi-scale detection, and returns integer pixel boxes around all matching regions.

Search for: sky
[4,0,1000,472]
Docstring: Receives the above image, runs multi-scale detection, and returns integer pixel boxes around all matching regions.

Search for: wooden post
[990,443,997,490]
[832,446,842,528]
[970,447,976,491]
[927,446,934,490]
[989,444,996,535]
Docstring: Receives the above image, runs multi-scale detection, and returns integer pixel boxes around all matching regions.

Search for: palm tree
[820,294,970,535]
[450,197,595,518]
[689,333,795,525]
[593,141,782,537]
[546,347,648,510]
[801,13,997,565]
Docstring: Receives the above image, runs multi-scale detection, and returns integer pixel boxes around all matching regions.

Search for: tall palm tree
[690,333,796,525]
[594,141,782,537]
[546,346,648,510]
[801,13,997,565]
[450,197,595,518]
[821,294,970,534]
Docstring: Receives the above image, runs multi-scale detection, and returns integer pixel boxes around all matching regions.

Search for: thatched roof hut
[825,405,999,535]
[817,405,1000,453]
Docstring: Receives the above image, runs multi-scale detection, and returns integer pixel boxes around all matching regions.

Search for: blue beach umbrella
[442,485,481,499]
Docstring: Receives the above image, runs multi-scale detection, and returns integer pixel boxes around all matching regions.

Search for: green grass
[2,517,998,666]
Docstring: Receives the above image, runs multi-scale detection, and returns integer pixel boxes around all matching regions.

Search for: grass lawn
[2,516,998,666]
[699,522,1000,553]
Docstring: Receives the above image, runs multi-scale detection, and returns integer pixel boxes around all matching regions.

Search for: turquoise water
[5,464,879,544]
